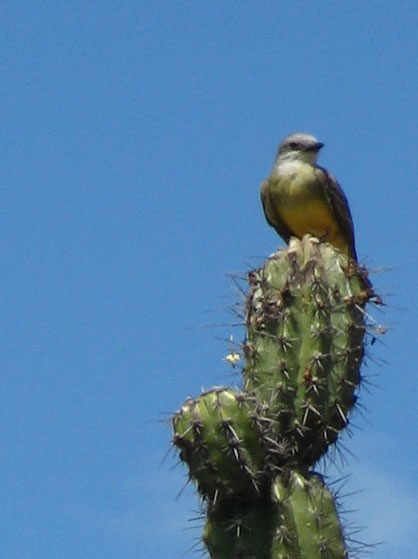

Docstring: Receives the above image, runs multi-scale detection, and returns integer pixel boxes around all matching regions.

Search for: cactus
[172,388,268,501]
[172,235,379,559]
[204,471,347,559]
[243,236,372,466]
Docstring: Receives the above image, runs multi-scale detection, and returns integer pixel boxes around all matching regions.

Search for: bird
[260,132,357,261]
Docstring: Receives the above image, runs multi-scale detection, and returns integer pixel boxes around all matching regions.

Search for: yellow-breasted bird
[261,132,357,261]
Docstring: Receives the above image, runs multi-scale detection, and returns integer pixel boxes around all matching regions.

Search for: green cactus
[172,387,268,501]
[204,470,347,559]
[243,237,373,466]
[171,235,379,559]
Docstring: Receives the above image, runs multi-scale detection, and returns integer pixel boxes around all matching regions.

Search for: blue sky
[1,2,417,558]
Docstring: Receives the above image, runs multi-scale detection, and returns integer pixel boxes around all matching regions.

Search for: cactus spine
[172,235,378,559]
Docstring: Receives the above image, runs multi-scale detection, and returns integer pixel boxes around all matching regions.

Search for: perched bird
[261,132,357,260]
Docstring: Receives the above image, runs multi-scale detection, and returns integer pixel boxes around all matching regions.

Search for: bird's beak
[303,141,324,153]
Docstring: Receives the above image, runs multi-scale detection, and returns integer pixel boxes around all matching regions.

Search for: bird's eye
[289,142,298,149]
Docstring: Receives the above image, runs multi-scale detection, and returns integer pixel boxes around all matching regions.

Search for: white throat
[274,151,318,176]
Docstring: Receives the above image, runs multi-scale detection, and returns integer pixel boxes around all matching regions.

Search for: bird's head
[276,132,324,165]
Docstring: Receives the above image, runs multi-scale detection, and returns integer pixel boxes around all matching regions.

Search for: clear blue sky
[1,2,417,558]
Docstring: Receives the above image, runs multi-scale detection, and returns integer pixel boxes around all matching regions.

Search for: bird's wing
[314,166,357,260]
[260,178,294,242]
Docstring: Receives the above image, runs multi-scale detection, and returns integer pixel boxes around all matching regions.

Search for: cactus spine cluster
[172,235,378,559]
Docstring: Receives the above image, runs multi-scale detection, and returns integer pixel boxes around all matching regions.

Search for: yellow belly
[278,185,348,255]
[280,197,337,237]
